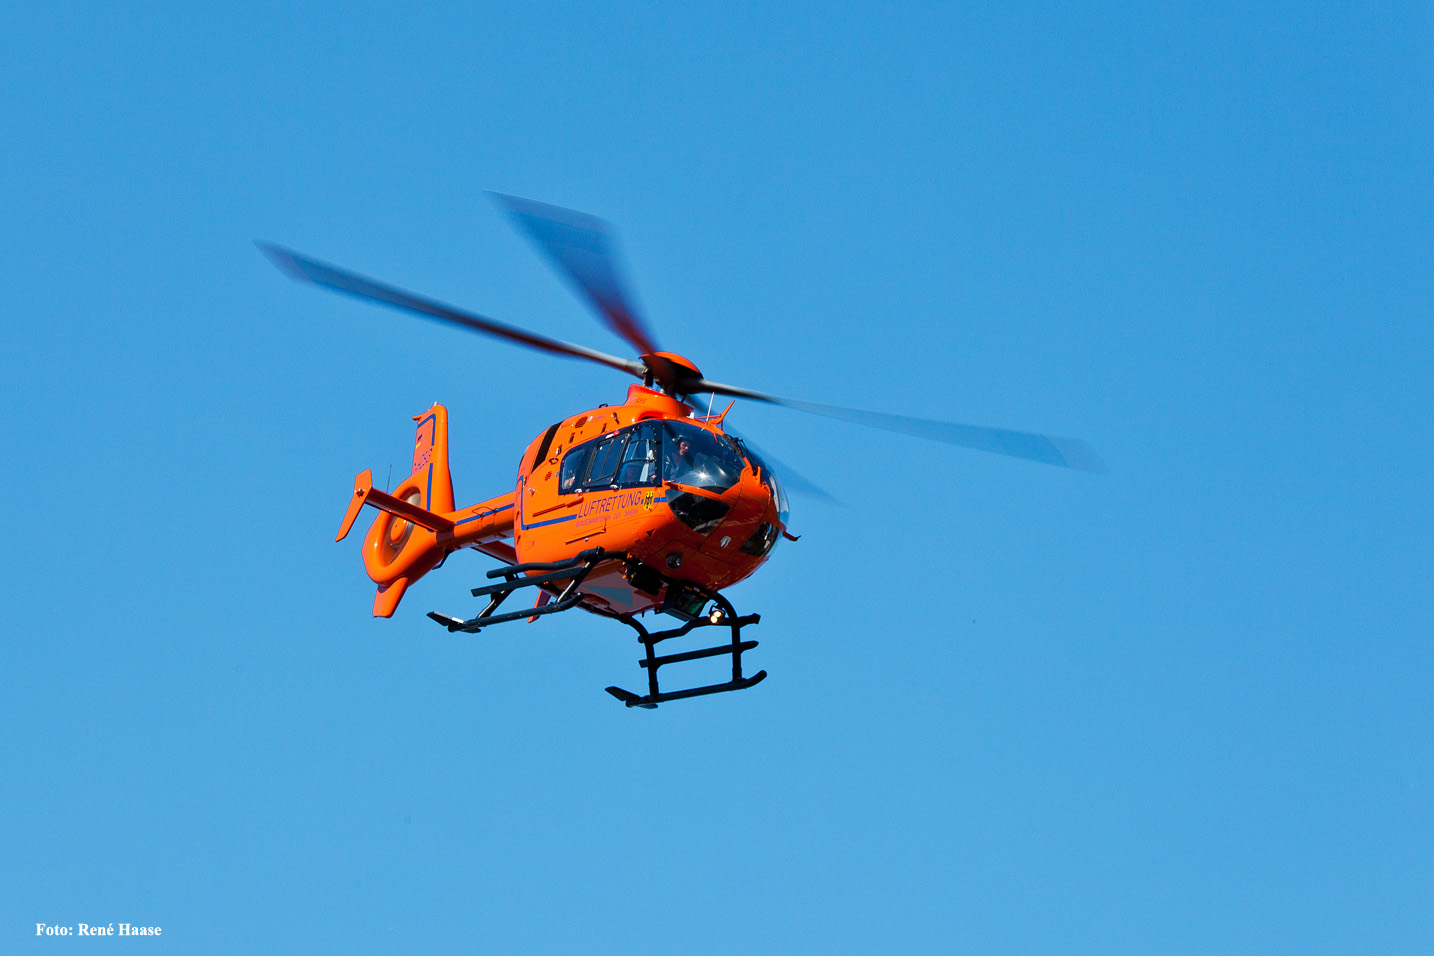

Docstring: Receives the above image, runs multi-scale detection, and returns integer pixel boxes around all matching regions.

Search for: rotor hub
[640,352,704,394]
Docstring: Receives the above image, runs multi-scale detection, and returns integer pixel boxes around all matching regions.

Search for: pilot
[668,435,715,487]
[668,436,691,480]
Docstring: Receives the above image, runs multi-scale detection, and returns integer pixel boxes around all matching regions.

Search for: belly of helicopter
[516,491,759,614]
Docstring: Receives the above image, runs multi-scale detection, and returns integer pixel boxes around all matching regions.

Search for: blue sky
[2,1,1431,953]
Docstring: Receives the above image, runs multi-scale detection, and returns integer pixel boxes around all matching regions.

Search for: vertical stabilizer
[373,577,410,618]
[409,405,455,513]
[352,404,456,617]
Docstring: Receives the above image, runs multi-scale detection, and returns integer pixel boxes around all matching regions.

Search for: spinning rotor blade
[489,192,661,357]
[691,379,1105,473]
[257,243,647,379]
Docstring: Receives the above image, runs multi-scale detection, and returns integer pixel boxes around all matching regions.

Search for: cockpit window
[662,421,744,494]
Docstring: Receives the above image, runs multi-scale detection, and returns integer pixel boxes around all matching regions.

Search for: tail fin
[408,405,455,513]
[340,404,458,617]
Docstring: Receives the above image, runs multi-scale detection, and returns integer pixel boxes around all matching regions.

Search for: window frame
[582,431,629,489]
[558,423,666,495]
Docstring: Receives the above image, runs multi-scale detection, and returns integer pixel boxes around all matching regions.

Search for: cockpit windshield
[661,421,744,494]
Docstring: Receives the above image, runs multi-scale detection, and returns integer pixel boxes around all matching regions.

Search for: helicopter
[260,194,1101,708]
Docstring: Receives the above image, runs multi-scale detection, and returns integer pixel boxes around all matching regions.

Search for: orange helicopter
[260,194,1101,707]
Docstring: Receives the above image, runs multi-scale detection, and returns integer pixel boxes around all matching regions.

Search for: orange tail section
[409,405,455,514]
[337,404,457,617]
[337,404,516,618]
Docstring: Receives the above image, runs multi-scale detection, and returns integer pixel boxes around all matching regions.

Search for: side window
[559,424,664,494]
[527,422,561,476]
[615,423,661,488]
[559,442,594,494]
[584,432,628,489]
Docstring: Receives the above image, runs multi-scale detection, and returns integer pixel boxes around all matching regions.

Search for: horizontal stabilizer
[337,469,456,542]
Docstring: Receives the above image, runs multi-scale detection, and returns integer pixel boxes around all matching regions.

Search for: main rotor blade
[489,192,661,357]
[257,243,647,379]
[690,379,1105,473]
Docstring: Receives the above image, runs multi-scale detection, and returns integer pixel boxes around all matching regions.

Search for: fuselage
[350,384,788,620]
[512,384,788,615]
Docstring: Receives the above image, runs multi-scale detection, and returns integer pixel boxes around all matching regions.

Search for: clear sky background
[2,1,1430,953]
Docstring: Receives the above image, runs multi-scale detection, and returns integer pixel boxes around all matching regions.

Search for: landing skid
[427,547,611,632]
[426,550,765,708]
[602,590,764,708]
